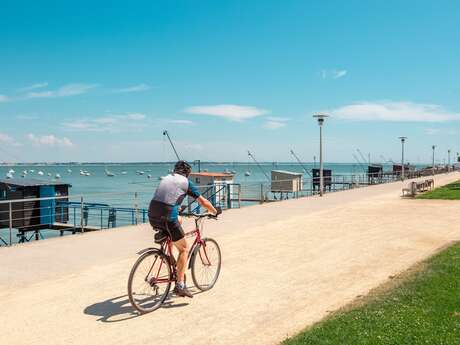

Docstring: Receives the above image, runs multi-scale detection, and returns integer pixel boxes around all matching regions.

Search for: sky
[0,0,459,164]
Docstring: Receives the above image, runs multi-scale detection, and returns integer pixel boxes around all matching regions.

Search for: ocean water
[0,162,425,244]
[0,162,389,206]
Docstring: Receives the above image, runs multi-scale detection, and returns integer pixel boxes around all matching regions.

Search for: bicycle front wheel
[191,238,221,291]
[128,250,172,313]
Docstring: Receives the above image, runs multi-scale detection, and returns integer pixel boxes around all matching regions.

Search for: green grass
[417,180,460,200]
[283,242,460,345]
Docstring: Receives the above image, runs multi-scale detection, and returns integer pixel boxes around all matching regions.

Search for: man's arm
[196,195,217,215]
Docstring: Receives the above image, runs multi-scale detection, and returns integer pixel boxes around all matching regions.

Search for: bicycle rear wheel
[128,249,172,313]
[191,238,221,291]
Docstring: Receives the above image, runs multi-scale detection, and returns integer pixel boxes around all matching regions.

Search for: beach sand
[1,172,459,345]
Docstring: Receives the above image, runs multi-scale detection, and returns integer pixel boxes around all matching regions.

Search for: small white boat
[6,172,13,179]
[85,172,91,176]
[47,172,52,176]
[29,169,35,173]
[80,170,85,176]
[38,171,44,176]
[136,171,145,175]
[147,174,152,179]
[121,171,127,175]
[8,169,15,174]
[22,170,28,175]
[67,169,72,173]
[244,171,251,177]
[105,169,115,177]
[55,173,61,179]
[224,169,231,174]
[231,170,236,174]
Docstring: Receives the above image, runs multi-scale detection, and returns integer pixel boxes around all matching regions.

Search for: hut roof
[0,178,71,187]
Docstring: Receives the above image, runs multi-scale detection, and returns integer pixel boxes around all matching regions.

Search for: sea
[0,162,423,244]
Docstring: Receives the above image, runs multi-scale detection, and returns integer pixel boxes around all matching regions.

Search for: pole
[399,137,407,181]
[134,192,139,225]
[432,145,436,175]
[313,113,328,197]
[448,149,451,170]
[80,196,85,233]
[9,202,12,245]
[163,130,181,161]
[290,149,312,177]
[319,124,324,196]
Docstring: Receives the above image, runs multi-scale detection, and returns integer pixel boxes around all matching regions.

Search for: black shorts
[149,218,185,242]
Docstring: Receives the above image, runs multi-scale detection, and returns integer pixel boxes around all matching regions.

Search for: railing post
[134,192,139,225]
[80,196,85,233]
[9,202,13,246]
[260,183,264,204]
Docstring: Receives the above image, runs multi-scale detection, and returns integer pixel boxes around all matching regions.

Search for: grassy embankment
[283,241,460,345]
[416,180,460,200]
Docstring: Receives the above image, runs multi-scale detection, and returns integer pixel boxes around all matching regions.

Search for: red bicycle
[127,211,222,313]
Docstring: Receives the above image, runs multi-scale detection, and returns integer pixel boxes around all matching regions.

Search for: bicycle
[127,211,222,313]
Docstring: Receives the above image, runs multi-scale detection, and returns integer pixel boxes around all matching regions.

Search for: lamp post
[398,137,407,180]
[432,145,436,175]
[448,149,451,171]
[313,113,328,196]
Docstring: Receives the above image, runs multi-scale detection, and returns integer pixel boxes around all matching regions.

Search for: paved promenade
[1,172,459,345]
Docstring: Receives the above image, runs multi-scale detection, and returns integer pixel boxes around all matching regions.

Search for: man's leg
[173,238,188,283]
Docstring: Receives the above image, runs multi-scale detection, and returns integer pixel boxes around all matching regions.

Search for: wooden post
[9,202,12,246]
[134,192,139,225]
[260,183,264,204]
[80,197,84,233]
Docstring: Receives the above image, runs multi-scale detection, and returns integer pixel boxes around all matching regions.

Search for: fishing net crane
[247,150,270,181]
[162,130,181,161]
[289,149,312,177]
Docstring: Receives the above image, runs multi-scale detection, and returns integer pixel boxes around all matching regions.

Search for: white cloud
[321,69,347,80]
[0,95,9,102]
[114,84,150,93]
[331,101,460,122]
[169,119,194,125]
[26,83,97,99]
[185,104,268,121]
[62,113,147,132]
[27,134,74,148]
[263,117,289,130]
[0,133,21,147]
[20,82,49,91]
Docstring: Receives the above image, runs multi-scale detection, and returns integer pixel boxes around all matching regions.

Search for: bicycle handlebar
[180,211,218,219]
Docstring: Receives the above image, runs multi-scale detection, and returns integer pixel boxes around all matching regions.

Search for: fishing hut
[312,169,332,192]
[189,172,239,209]
[271,170,303,199]
[0,179,71,241]
[367,164,383,184]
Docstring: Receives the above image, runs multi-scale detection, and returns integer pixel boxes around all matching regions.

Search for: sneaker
[173,284,193,298]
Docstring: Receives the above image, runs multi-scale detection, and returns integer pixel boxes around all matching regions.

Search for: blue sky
[1,0,459,163]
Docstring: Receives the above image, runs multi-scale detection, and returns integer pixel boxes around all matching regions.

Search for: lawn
[417,180,460,200]
[283,242,460,345]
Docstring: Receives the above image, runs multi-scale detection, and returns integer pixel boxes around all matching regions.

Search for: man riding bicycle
[148,160,219,298]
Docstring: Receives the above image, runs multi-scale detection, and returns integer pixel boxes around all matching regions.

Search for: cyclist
[148,160,219,298]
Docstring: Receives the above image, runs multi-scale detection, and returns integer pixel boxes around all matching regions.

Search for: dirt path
[1,173,459,345]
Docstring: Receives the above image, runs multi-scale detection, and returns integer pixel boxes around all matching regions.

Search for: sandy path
[1,173,459,345]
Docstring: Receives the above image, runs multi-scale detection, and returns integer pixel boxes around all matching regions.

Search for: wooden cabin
[271,170,303,194]
[312,168,332,191]
[0,179,71,231]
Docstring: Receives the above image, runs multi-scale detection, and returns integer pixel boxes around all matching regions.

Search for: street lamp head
[432,145,436,150]
[398,136,407,143]
[313,113,329,126]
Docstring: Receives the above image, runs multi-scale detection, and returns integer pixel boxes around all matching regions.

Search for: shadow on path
[84,294,189,323]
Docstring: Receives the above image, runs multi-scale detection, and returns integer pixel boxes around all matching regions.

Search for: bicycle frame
[146,216,210,284]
